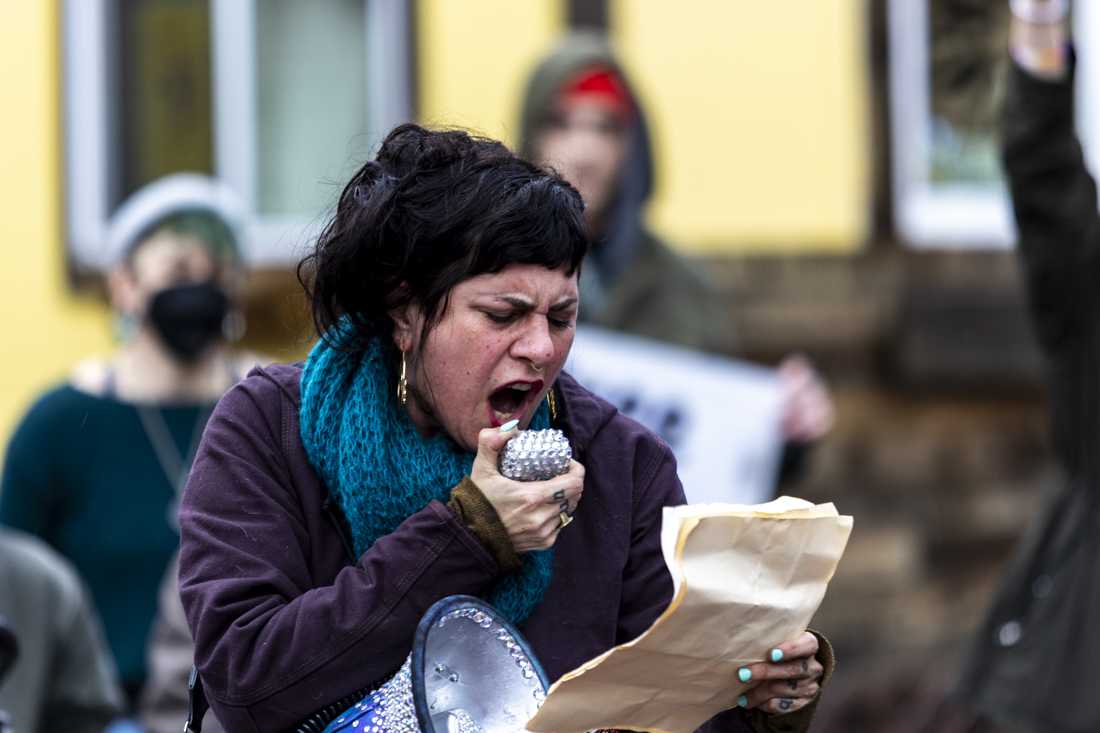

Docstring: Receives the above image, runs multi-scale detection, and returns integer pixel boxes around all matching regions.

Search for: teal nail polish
[737,695,748,708]
[738,668,752,683]
[499,419,519,433]
[770,648,784,663]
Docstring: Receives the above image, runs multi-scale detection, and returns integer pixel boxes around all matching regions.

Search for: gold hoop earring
[546,386,558,422]
[397,352,408,406]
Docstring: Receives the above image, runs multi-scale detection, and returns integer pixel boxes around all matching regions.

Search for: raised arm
[1004,0,1100,479]
[1003,1,1100,355]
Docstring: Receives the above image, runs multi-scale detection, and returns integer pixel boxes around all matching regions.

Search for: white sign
[566,326,783,506]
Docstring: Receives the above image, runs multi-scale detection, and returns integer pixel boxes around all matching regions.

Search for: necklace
[136,403,213,530]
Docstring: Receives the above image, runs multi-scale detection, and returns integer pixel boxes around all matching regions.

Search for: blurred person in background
[953,1,1100,731]
[0,173,256,713]
[519,32,712,350]
[519,32,833,463]
[0,527,124,732]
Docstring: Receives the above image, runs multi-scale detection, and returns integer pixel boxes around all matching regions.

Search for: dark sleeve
[1003,59,1100,354]
[0,393,61,538]
[614,438,684,645]
[1002,59,1100,478]
[447,477,521,573]
[178,381,504,732]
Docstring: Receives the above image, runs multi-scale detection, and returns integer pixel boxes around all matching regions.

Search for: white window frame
[888,0,1100,249]
[63,0,412,271]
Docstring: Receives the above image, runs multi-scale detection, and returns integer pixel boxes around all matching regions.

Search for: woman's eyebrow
[549,297,578,311]
[481,294,577,311]
[492,295,535,311]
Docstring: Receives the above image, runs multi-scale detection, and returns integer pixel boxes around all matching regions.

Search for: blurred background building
[1,1,1097,730]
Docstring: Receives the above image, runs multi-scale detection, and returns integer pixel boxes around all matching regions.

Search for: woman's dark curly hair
[298,123,588,347]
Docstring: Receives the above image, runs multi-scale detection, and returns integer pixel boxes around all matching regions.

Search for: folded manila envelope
[526,497,853,733]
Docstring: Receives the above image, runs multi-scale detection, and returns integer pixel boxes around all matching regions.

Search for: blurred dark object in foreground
[0,616,17,687]
[0,615,16,733]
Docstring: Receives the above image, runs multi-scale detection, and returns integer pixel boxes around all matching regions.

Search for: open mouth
[488,380,544,427]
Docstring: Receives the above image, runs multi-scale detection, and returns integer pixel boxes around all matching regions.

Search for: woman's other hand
[778,355,834,444]
[470,426,585,553]
[736,632,824,715]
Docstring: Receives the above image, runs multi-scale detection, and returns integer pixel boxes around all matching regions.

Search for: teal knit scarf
[299,328,553,625]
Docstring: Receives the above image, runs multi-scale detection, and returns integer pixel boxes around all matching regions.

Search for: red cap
[559,66,633,122]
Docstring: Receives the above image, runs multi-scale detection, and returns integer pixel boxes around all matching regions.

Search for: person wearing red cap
[519,33,833,466]
[515,32,836,733]
[531,64,635,246]
[519,34,682,346]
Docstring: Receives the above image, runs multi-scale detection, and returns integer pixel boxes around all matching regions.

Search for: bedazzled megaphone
[322,595,550,733]
[323,429,571,733]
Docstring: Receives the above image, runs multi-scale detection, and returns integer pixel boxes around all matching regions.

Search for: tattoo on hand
[788,679,798,691]
[551,489,566,504]
[779,699,793,712]
[801,659,808,674]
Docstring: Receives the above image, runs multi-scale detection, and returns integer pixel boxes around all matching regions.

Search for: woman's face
[394,263,580,452]
[532,99,628,230]
[110,228,227,318]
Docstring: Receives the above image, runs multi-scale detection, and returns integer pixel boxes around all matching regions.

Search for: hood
[517,32,656,318]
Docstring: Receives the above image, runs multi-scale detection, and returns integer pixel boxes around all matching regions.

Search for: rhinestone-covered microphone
[499,428,572,481]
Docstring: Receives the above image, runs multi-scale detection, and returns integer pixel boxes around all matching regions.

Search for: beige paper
[526,497,853,733]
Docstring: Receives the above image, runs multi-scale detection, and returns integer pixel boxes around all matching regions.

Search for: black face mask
[147,281,230,364]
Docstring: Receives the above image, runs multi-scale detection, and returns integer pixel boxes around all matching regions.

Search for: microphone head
[499,429,572,482]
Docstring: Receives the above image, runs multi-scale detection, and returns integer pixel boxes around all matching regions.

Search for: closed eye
[484,310,519,325]
[481,306,575,329]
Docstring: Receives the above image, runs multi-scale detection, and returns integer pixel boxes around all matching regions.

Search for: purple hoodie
[178,364,761,732]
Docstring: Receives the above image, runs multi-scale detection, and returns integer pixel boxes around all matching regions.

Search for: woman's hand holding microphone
[471,422,585,553]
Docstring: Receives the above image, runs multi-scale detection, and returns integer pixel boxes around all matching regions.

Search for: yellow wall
[417,0,563,149]
[612,0,869,253]
[418,1,869,254]
[0,1,113,441]
[611,2,866,254]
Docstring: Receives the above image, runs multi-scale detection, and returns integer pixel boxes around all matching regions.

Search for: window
[64,0,413,271]
[888,0,1100,248]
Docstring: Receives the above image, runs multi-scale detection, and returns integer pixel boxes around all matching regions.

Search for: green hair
[128,209,240,264]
